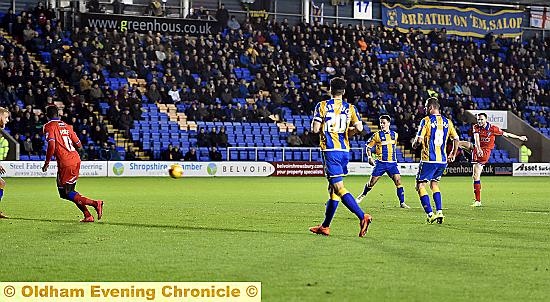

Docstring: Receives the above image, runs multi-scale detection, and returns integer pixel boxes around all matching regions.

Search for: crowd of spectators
[2,1,550,160]
[0,4,124,159]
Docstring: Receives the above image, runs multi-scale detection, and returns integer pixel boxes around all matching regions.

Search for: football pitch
[1,176,549,302]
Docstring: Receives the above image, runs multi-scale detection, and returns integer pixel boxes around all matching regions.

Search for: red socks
[473,181,481,201]
[74,193,98,208]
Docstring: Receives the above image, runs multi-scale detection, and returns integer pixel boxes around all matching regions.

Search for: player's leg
[69,163,103,219]
[310,185,340,236]
[388,163,408,208]
[390,173,409,208]
[416,163,436,223]
[322,186,340,228]
[429,164,447,224]
[329,151,372,236]
[356,176,380,203]
[429,181,444,223]
[471,163,483,207]
[332,180,372,237]
[458,141,474,151]
[58,163,103,221]
[57,183,93,222]
[0,177,7,218]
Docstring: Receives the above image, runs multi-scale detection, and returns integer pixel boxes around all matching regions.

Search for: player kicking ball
[0,107,10,218]
[459,113,527,207]
[42,105,104,222]
[356,115,410,209]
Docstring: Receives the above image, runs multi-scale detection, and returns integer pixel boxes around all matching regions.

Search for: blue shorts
[322,151,349,185]
[372,161,400,177]
[416,162,447,182]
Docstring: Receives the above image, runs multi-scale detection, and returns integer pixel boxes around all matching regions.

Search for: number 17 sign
[353,0,373,20]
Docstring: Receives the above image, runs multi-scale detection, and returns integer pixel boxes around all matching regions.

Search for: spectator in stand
[168,85,181,103]
[125,148,137,160]
[227,16,240,31]
[32,133,44,155]
[287,129,302,147]
[171,146,183,161]
[215,127,228,147]
[300,129,316,147]
[197,127,210,147]
[99,142,110,160]
[118,107,133,136]
[109,144,121,160]
[146,84,162,103]
[86,144,99,160]
[184,147,198,161]
[215,4,229,29]
[112,0,125,14]
[209,146,222,161]
[208,127,219,147]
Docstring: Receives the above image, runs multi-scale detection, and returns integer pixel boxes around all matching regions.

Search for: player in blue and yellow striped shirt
[356,115,409,208]
[412,97,459,224]
[309,77,372,237]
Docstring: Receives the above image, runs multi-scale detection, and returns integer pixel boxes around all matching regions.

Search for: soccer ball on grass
[168,164,184,179]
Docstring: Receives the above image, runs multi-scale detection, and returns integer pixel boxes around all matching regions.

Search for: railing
[227,146,366,162]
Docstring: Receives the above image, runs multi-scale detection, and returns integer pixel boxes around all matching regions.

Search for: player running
[356,115,410,209]
[412,97,459,224]
[0,107,10,218]
[459,113,527,207]
[308,77,372,237]
[42,105,103,222]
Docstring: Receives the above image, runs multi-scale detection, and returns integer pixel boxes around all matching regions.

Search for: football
[168,164,184,179]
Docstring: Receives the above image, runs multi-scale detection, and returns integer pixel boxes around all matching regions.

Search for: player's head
[379,115,391,131]
[477,113,488,126]
[0,107,10,128]
[425,97,440,114]
[46,105,60,120]
[329,77,346,97]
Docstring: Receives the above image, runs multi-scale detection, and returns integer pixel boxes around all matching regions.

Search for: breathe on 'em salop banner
[382,3,524,38]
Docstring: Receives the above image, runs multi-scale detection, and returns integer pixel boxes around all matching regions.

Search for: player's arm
[349,105,364,134]
[311,102,322,134]
[42,125,55,172]
[448,122,460,162]
[412,118,426,149]
[502,131,528,142]
[365,134,377,166]
[473,131,483,157]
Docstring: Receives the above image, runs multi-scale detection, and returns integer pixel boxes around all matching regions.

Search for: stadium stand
[1,3,549,162]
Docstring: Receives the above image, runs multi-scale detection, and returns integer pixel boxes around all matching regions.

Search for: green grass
[1,176,549,301]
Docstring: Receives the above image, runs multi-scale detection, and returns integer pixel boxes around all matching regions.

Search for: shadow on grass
[6,216,311,235]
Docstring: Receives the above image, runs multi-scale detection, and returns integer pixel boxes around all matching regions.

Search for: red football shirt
[43,119,82,167]
[473,123,503,150]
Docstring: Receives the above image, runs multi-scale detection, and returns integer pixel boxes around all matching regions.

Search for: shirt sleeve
[43,124,55,142]
[448,120,459,140]
[416,117,427,138]
[313,102,323,123]
[472,124,479,134]
[367,132,378,148]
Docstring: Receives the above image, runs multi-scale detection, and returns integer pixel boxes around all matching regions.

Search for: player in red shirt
[0,107,10,218]
[459,113,527,207]
[41,105,104,222]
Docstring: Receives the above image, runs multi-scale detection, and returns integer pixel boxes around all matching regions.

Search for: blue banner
[382,3,524,38]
